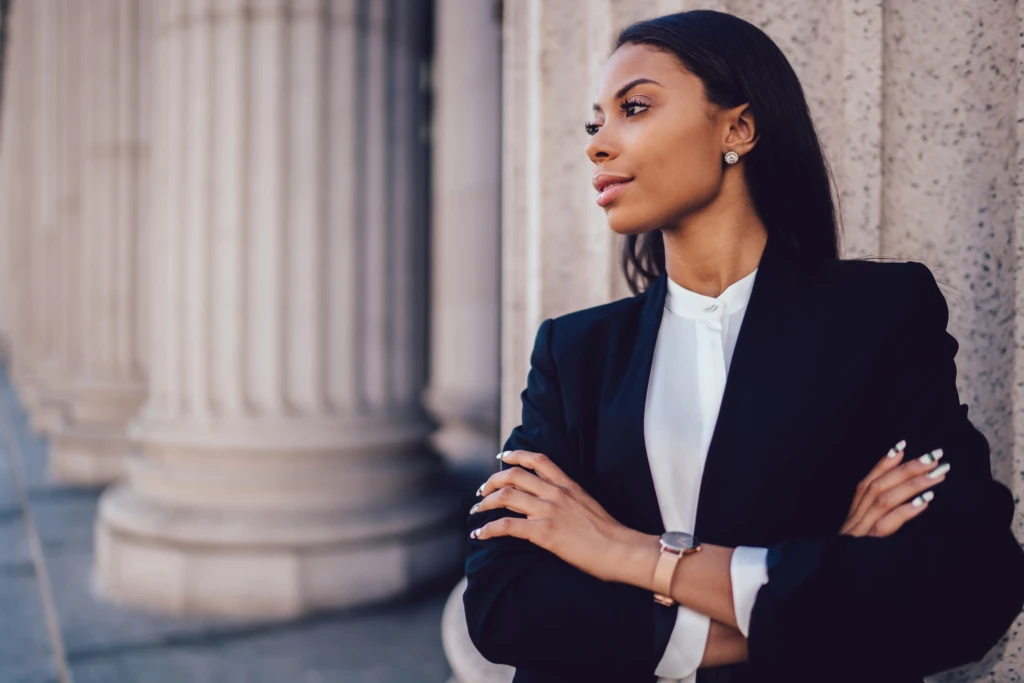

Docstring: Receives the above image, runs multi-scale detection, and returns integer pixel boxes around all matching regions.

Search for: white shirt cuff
[730,545,770,638]
[654,604,710,680]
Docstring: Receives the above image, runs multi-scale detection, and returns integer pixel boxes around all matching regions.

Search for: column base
[11,370,43,414]
[95,484,463,618]
[423,387,499,466]
[29,399,67,436]
[24,361,73,436]
[428,423,500,466]
[48,423,134,485]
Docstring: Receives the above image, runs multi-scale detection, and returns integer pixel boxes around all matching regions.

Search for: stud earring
[724,150,739,165]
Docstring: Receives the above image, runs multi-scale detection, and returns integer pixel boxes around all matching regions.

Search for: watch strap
[653,549,681,606]
[652,544,702,606]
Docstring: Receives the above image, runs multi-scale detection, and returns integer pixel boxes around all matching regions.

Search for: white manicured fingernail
[927,462,951,479]
[476,483,486,497]
[913,491,936,507]
[497,451,510,460]
[918,448,943,465]
[470,528,481,539]
[469,503,480,515]
[888,439,907,458]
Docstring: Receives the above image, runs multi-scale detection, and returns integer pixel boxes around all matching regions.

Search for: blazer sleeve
[746,261,1024,681]
[463,317,664,680]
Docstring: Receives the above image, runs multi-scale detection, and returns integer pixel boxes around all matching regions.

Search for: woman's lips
[596,179,633,207]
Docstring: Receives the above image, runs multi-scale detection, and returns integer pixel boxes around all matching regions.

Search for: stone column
[48,0,149,484]
[27,0,83,436]
[0,2,32,366]
[423,0,501,468]
[0,1,8,363]
[96,0,460,618]
[20,0,67,428]
[28,0,60,432]
[431,1,504,680]
[6,0,41,407]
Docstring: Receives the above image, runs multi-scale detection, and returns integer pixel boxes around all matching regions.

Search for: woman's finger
[848,439,907,516]
[868,491,934,537]
[498,450,576,489]
[494,450,620,520]
[850,461,949,535]
[470,486,549,519]
[844,447,943,532]
[470,515,537,541]
[476,464,560,500]
[871,448,945,496]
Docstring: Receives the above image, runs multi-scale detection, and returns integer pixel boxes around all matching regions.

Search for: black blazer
[463,233,1024,683]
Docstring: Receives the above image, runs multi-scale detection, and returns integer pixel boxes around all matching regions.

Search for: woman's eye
[621,99,649,117]
[584,99,648,136]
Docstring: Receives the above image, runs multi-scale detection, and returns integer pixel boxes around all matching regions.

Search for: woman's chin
[605,212,657,237]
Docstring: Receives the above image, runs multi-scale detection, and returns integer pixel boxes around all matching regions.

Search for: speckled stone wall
[501,1,1024,680]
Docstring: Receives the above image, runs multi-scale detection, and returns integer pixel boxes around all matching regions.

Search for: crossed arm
[469,435,951,668]
[463,263,1024,680]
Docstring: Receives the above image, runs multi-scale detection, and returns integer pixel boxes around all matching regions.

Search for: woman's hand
[469,450,656,586]
[839,439,950,537]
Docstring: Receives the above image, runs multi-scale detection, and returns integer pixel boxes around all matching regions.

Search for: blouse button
[704,303,718,313]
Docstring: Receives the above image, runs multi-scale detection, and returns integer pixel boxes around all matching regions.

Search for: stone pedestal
[96,0,461,618]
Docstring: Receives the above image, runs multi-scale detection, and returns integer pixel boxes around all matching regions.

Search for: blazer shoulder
[546,290,648,352]
[825,257,940,302]
[827,256,926,284]
[821,258,950,335]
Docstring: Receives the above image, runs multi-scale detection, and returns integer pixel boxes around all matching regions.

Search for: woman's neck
[662,212,768,299]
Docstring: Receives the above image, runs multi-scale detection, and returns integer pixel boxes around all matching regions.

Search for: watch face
[660,531,698,552]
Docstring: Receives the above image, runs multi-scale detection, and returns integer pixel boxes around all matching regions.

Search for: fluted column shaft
[27,0,59,422]
[5,2,39,403]
[423,0,501,467]
[97,0,459,619]
[0,2,32,365]
[23,0,85,435]
[48,0,150,484]
[430,1,507,681]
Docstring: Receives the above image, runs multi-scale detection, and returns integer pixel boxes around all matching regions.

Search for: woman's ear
[723,103,759,155]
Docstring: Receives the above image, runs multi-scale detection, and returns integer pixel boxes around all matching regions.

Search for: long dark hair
[615,10,842,294]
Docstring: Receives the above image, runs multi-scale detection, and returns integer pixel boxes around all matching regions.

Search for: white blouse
[645,267,770,681]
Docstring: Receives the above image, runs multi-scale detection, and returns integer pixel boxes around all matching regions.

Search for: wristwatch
[653,531,702,606]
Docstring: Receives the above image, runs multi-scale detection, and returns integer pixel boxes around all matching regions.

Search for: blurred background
[0,1,1021,682]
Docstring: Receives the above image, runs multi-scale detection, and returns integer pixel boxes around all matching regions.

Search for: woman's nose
[586,129,617,164]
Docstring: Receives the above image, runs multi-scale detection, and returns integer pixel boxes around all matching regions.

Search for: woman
[462,10,1024,683]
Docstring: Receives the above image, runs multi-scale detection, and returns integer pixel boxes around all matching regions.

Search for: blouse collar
[664,266,759,319]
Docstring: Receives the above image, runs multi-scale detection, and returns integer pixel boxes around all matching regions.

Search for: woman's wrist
[609,530,661,588]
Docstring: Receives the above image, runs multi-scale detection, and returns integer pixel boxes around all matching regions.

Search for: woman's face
[586,43,728,236]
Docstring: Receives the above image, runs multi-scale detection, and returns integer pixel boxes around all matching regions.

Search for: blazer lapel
[693,236,827,547]
[595,269,668,536]
[600,232,826,545]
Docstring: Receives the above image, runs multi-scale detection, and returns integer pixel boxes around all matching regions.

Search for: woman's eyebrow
[592,78,663,112]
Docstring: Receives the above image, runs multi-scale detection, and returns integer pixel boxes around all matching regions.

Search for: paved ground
[0,365,465,683]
